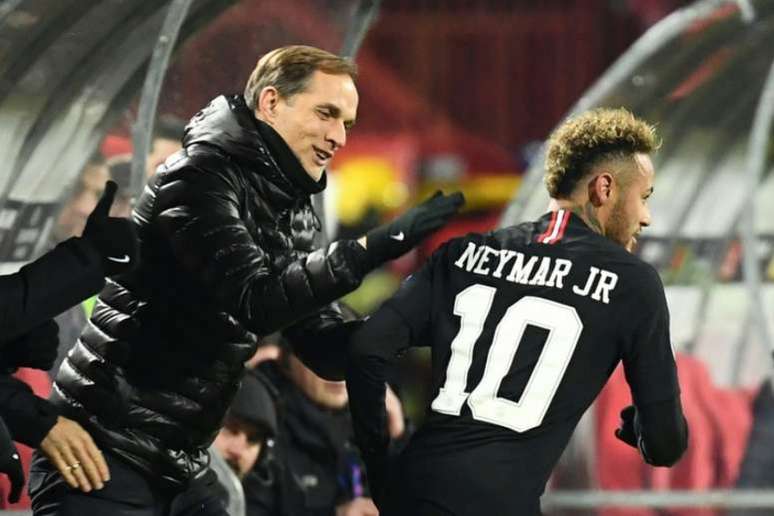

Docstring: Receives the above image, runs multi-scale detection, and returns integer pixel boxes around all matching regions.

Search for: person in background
[210,373,277,516]
[0,182,137,500]
[247,339,406,516]
[105,155,134,218]
[52,152,109,243]
[145,114,185,179]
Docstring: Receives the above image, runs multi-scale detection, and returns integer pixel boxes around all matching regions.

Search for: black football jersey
[380,210,679,515]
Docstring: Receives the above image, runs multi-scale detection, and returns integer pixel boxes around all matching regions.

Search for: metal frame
[542,489,774,510]
[499,0,774,374]
[499,0,732,227]
[313,0,382,245]
[130,0,195,198]
[741,54,774,355]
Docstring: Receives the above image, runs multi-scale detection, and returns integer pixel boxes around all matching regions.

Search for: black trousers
[29,451,228,516]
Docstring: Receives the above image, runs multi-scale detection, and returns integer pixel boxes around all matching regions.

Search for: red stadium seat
[595,354,754,516]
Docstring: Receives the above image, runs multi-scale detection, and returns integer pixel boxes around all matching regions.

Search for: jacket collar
[255,118,326,195]
[183,94,326,197]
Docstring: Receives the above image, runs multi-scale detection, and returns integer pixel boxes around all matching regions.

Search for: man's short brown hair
[244,45,358,110]
[544,108,659,198]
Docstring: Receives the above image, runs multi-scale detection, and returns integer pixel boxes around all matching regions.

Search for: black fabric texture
[347,211,686,515]
[0,376,58,447]
[29,451,228,516]
[0,417,23,503]
[0,320,60,372]
[0,237,104,341]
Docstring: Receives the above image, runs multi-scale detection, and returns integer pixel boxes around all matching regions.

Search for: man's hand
[82,180,139,277]
[39,416,110,492]
[336,497,379,516]
[0,319,59,372]
[614,405,639,448]
[385,385,405,439]
[364,191,464,266]
[0,418,24,504]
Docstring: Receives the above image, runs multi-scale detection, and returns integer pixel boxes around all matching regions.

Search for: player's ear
[255,86,280,122]
[588,172,614,206]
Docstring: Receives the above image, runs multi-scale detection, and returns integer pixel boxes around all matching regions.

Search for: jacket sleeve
[0,238,105,340]
[153,162,370,335]
[282,301,361,381]
[0,375,59,447]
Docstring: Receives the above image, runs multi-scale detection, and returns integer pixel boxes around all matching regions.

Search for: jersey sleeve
[346,243,450,505]
[380,241,452,343]
[620,265,680,406]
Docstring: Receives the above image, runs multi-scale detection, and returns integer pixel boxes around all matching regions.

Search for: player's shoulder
[596,243,665,300]
[447,222,536,249]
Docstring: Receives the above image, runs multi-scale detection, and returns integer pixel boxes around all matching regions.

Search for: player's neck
[547,198,604,235]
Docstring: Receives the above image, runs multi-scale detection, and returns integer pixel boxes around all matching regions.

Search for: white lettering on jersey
[454,242,486,272]
[472,246,496,276]
[454,243,618,304]
[572,267,618,304]
[591,269,619,304]
[527,256,552,286]
[492,250,517,279]
[545,258,572,288]
[506,253,538,284]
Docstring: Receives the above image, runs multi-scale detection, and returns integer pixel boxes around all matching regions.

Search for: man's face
[287,353,348,410]
[213,416,262,479]
[55,162,109,241]
[146,137,181,178]
[606,153,654,251]
[262,71,358,181]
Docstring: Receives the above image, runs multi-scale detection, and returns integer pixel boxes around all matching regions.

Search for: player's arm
[615,398,688,467]
[347,262,434,503]
[0,181,135,340]
[619,265,688,467]
[0,235,104,341]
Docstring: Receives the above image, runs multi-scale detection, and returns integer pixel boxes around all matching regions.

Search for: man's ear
[255,86,280,122]
[587,172,614,206]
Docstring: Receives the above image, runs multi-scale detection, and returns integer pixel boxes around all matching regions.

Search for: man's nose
[326,120,347,150]
[641,205,651,228]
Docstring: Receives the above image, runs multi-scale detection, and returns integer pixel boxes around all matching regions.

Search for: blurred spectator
[247,344,405,516]
[105,155,134,218]
[210,373,277,516]
[145,114,185,178]
[53,152,109,242]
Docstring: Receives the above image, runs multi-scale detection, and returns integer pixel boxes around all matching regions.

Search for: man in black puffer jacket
[30,45,464,516]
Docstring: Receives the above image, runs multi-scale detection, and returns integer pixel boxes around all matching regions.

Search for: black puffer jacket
[51,95,372,488]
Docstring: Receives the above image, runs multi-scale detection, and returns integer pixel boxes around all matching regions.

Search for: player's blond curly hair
[544,108,658,198]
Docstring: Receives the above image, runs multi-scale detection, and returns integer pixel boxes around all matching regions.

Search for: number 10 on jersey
[431,284,584,432]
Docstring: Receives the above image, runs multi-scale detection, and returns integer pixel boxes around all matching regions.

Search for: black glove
[365,191,465,267]
[614,404,640,448]
[0,320,59,372]
[82,180,139,276]
[0,418,24,504]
